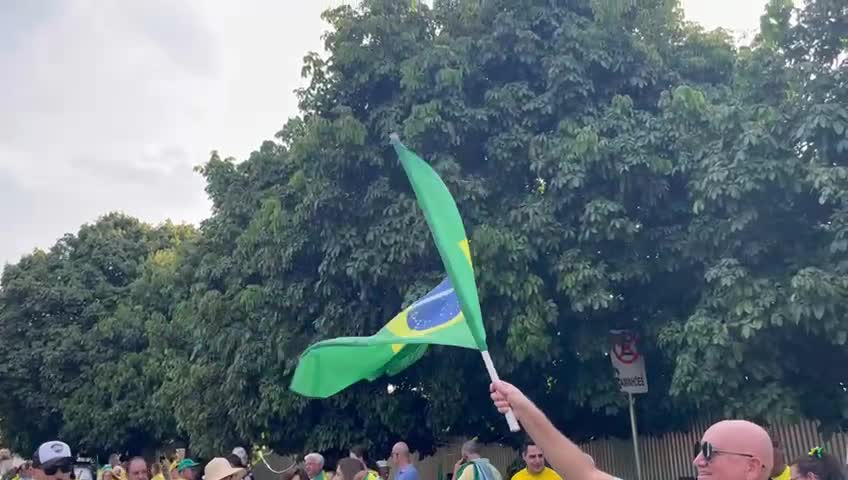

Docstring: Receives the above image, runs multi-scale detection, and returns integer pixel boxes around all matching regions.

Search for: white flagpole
[481,350,521,432]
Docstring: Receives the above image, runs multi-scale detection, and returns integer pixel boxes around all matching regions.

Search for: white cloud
[0,0,769,266]
[0,0,345,265]
[681,0,782,44]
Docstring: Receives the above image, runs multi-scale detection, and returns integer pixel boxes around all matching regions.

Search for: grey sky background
[1,0,769,267]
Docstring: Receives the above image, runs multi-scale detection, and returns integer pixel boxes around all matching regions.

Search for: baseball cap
[33,441,73,468]
[231,448,248,468]
[178,459,200,472]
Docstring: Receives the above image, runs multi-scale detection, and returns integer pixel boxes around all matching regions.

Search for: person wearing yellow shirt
[770,437,789,480]
[349,446,378,480]
[150,463,165,480]
[510,442,561,480]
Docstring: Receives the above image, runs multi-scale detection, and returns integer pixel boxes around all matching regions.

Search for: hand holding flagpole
[481,351,521,431]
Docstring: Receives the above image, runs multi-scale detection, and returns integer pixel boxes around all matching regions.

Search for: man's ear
[747,458,765,480]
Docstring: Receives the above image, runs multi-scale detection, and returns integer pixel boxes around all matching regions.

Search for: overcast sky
[0,0,769,267]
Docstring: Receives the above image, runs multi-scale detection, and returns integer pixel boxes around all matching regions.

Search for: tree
[2,0,846,457]
[658,0,848,431]
[161,0,745,455]
[0,214,195,453]
[59,223,197,454]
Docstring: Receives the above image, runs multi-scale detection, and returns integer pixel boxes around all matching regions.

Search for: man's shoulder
[456,464,474,480]
[475,461,501,480]
[510,469,530,480]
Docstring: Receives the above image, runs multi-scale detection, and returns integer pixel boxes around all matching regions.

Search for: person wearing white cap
[228,449,252,480]
[375,461,389,480]
[32,442,73,480]
[229,451,247,471]
[203,459,244,480]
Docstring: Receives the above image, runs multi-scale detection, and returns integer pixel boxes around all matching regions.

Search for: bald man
[490,380,773,480]
[390,443,419,480]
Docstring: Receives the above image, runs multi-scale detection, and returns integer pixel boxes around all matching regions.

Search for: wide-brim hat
[204,458,245,480]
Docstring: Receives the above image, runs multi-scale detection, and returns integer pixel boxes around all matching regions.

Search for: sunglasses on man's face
[43,463,73,475]
[697,442,756,463]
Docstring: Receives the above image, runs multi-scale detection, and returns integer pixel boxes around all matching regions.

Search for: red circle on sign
[613,332,640,364]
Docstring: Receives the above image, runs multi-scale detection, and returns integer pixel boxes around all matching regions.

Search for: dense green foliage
[2,0,847,459]
[0,215,196,452]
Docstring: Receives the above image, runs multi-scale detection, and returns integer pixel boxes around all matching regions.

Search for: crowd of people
[0,445,255,480]
[1,382,846,480]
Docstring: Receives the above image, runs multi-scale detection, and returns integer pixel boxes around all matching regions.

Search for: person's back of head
[791,448,845,480]
[461,440,481,461]
[336,459,364,480]
[349,446,372,471]
[225,456,244,469]
[390,443,411,466]
[349,447,366,462]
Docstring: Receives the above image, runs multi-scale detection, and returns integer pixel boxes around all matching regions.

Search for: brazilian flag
[290,136,489,398]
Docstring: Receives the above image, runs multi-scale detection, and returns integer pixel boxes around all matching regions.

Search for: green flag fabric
[289,137,489,398]
[290,278,477,397]
[391,135,488,350]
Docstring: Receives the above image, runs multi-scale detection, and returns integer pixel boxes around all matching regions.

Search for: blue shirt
[396,465,420,480]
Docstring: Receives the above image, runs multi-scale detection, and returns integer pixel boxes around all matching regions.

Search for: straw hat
[203,458,245,480]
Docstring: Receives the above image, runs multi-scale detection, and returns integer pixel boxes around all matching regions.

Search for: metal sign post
[628,392,643,480]
[611,330,648,480]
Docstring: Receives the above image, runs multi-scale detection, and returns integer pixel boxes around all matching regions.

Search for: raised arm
[490,381,618,480]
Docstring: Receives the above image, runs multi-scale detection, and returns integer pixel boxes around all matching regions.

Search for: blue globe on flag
[406,278,462,332]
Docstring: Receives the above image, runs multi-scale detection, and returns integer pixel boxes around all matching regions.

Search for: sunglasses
[42,462,73,476]
[697,442,756,462]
